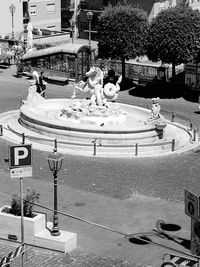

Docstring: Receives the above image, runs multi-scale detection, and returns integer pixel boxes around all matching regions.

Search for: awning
[22,43,91,60]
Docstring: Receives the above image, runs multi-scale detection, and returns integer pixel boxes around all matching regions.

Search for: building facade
[149,0,200,21]
[25,0,61,31]
[0,0,61,40]
[149,0,177,21]
[77,0,155,39]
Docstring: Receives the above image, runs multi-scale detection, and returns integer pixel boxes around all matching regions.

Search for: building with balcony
[77,0,155,40]
[25,0,61,31]
[0,0,61,40]
[149,0,200,21]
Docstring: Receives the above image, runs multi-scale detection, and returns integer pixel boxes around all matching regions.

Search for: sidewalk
[0,170,191,267]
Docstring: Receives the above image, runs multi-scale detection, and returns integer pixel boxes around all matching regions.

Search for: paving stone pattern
[0,241,138,267]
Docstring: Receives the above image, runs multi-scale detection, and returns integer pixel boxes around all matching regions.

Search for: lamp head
[86,11,93,21]
[47,151,64,173]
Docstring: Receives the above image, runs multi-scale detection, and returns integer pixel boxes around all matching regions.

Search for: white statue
[148,97,161,122]
[26,21,33,52]
[146,97,167,130]
[74,66,122,106]
[22,79,44,105]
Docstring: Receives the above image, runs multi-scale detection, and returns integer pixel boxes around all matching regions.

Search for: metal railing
[0,107,198,156]
[3,125,176,156]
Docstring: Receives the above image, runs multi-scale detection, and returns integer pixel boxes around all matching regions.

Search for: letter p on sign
[9,145,32,167]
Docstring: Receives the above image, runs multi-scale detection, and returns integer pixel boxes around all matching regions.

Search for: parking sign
[9,145,32,168]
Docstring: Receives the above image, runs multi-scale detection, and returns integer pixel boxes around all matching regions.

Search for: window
[47,3,55,14]
[30,5,37,16]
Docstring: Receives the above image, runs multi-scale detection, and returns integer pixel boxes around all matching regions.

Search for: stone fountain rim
[20,99,156,134]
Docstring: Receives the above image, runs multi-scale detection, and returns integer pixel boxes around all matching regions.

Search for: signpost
[184,189,200,255]
[9,144,32,267]
[185,189,198,221]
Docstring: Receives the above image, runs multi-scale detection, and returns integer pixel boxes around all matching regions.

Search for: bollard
[171,139,175,151]
[190,122,193,131]
[135,143,138,156]
[193,129,197,142]
[92,139,97,156]
[54,139,57,152]
[171,112,174,122]
[22,133,25,144]
[0,125,3,136]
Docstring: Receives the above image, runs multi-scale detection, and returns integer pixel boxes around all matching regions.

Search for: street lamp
[47,151,64,236]
[86,11,93,47]
[9,4,16,40]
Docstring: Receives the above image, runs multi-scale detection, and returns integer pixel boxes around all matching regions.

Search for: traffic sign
[185,189,199,221]
[9,145,32,168]
[10,166,32,179]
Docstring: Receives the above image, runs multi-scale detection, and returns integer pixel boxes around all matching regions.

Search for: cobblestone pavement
[0,241,137,267]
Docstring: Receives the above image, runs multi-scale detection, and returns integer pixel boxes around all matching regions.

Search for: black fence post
[193,129,197,142]
[172,139,175,151]
[22,133,25,144]
[135,143,138,156]
[54,139,57,152]
[93,140,97,156]
[0,125,3,136]
[171,112,175,122]
[190,122,193,131]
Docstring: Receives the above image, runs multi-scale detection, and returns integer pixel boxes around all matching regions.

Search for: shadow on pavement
[129,235,152,245]
[128,221,190,251]
[128,81,190,100]
[159,223,181,232]
[120,78,136,91]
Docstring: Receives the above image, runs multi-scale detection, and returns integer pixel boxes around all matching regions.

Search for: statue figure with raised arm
[74,66,122,106]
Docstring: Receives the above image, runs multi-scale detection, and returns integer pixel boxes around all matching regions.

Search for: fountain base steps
[0,108,198,157]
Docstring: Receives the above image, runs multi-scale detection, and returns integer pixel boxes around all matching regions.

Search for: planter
[0,206,45,243]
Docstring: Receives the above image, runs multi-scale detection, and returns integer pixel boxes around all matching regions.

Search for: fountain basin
[0,99,197,157]
[19,99,163,145]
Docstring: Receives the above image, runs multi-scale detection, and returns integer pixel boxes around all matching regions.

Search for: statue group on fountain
[146,97,167,129]
[74,66,122,107]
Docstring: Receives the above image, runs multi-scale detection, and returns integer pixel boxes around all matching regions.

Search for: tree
[147,6,200,81]
[97,4,149,81]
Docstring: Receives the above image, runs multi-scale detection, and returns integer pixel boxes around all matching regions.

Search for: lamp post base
[51,227,61,236]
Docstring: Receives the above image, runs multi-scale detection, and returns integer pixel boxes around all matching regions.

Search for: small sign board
[9,145,32,168]
[185,189,199,221]
[10,166,32,179]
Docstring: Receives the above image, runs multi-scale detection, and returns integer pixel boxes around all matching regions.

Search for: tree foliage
[97,4,149,60]
[147,6,200,66]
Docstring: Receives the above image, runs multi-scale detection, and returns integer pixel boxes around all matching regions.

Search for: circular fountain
[0,67,198,157]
